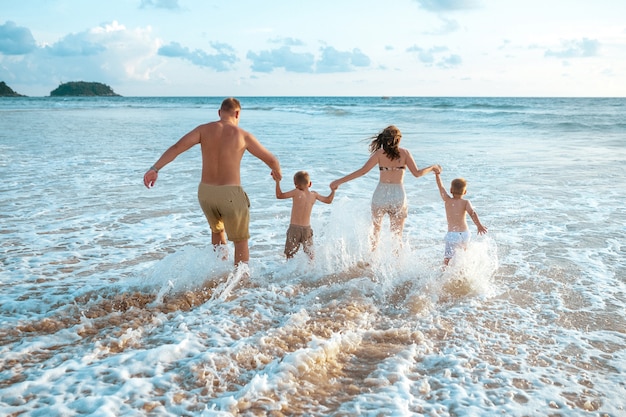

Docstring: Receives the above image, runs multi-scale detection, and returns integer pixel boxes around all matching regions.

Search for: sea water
[0,96,625,416]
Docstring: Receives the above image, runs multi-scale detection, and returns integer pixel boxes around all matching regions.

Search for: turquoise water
[1,96,625,416]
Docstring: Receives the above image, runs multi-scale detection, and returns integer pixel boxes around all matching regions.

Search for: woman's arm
[415,165,439,178]
[330,152,379,189]
[404,149,440,178]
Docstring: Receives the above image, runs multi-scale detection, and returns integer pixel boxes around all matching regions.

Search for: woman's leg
[390,213,406,239]
[370,208,384,250]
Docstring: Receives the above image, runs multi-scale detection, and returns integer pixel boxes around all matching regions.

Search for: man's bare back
[145,112,280,188]
[198,121,248,185]
[196,119,281,185]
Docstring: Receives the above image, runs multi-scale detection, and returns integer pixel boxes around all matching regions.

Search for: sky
[1,0,625,97]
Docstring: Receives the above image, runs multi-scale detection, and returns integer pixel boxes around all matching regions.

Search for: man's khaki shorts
[198,184,250,242]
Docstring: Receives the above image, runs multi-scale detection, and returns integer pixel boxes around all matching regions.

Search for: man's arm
[245,132,282,181]
[143,128,201,188]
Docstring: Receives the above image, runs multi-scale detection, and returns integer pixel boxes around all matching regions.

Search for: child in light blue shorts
[434,170,488,265]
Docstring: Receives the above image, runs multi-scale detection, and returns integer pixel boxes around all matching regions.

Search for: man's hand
[271,170,282,182]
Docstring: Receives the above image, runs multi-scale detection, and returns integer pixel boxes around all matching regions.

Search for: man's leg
[233,239,249,265]
[212,230,227,246]
[212,230,228,260]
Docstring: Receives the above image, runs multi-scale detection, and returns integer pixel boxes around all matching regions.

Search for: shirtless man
[434,169,488,265]
[273,170,335,260]
[143,97,282,266]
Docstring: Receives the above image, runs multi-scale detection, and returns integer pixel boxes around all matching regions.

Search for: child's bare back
[288,187,324,226]
[444,197,474,232]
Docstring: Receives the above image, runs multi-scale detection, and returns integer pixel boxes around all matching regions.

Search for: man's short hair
[221,97,241,113]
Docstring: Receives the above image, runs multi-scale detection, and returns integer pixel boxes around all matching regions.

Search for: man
[143,97,282,266]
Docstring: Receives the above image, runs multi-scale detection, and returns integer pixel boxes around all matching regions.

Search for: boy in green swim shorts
[273,171,335,260]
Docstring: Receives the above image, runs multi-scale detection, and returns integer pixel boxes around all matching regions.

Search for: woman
[330,125,440,249]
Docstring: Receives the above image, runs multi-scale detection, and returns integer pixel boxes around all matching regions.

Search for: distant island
[0,81,25,97]
[50,81,121,97]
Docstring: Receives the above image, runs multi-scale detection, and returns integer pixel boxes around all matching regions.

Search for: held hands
[432,165,442,175]
[329,180,340,190]
[271,171,282,182]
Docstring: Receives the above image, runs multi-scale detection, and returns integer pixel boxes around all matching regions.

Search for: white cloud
[425,17,461,35]
[269,37,305,47]
[406,44,461,69]
[140,0,181,10]
[414,0,480,12]
[244,45,371,74]
[246,46,315,73]
[438,53,462,68]
[544,38,600,59]
[1,1,625,97]
[158,41,238,71]
[46,33,106,56]
[0,21,37,55]
[316,47,371,73]
[0,21,163,93]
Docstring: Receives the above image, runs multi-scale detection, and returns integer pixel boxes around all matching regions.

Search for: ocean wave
[248,104,353,117]
[1,96,625,417]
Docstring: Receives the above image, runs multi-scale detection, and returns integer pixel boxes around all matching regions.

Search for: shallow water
[1,96,625,416]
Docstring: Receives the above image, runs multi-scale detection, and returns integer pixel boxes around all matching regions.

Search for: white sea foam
[1,97,625,416]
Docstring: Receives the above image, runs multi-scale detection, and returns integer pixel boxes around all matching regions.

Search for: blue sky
[1,0,625,96]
